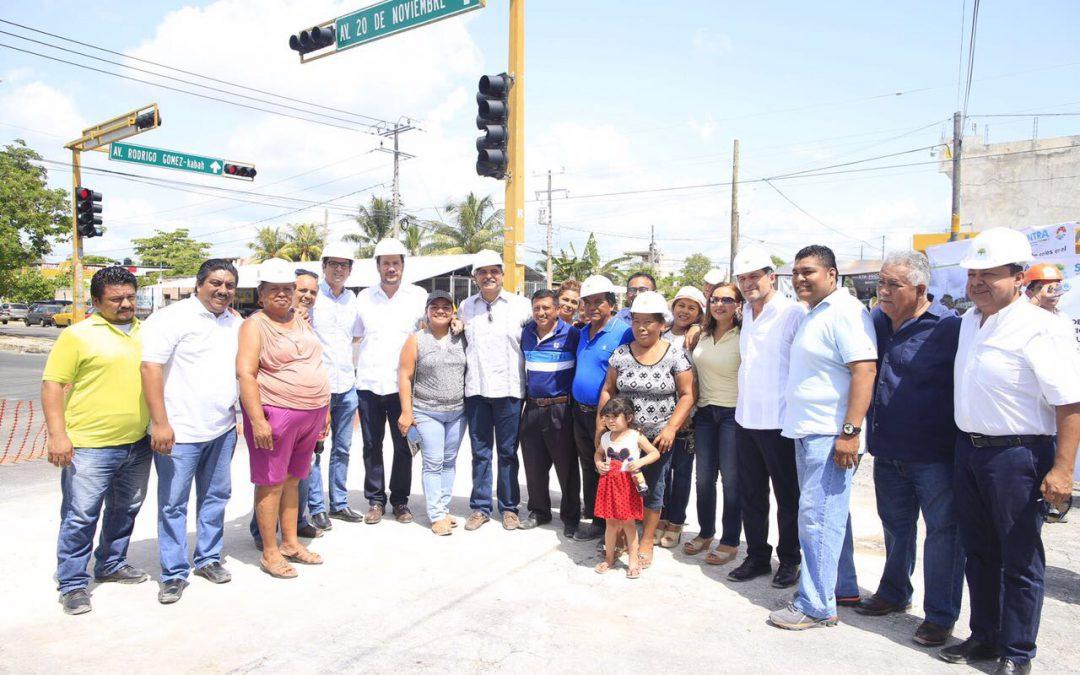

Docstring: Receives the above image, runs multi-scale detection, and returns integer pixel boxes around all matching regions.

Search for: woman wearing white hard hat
[597,291,696,569]
[654,286,706,549]
[941,227,1080,672]
[237,258,331,578]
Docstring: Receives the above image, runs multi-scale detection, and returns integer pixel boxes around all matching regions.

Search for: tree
[540,233,632,284]
[4,268,67,302]
[678,253,713,289]
[0,140,70,297]
[402,223,425,256]
[771,255,786,269]
[249,226,290,262]
[422,193,504,255]
[281,222,327,262]
[343,196,396,258]
[132,229,211,277]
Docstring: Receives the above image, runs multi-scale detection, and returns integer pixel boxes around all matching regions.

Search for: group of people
[42,227,1078,675]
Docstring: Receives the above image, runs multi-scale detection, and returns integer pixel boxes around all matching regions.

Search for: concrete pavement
[0,429,1077,674]
[0,351,48,400]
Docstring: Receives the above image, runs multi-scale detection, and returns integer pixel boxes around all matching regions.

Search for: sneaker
[502,512,521,530]
[157,579,188,605]
[193,562,232,585]
[59,588,91,615]
[94,564,149,584]
[768,603,838,630]
[465,511,490,531]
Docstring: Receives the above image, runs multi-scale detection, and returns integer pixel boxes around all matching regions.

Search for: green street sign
[108,141,225,176]
[335,0,484,52]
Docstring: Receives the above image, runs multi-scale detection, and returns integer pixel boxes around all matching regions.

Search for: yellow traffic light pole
[502,0,525,292]
[69,149,85,323]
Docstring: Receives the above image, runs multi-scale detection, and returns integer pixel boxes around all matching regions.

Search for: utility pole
[70,149,84,320]
[730,139,740,278]
[949,111,962,241]
[534,168,566,288]
[376,118,417,237]
[502,0,526,292]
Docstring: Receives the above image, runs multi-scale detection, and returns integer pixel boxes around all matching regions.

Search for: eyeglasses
[324,260,351,270]
[709,297,738,306]
[875,280,907,291]
[627,286,651,293]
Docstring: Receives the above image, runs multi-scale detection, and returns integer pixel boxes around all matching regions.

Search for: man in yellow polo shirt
[42,267,151,616]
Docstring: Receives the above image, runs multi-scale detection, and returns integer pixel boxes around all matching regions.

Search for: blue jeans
[308,389,358,514]
[155,429,236,582]
[415,408,467,522]
[792,434,857,619]
[56,438,152,594]
[694,406,741,545]
[873,458,965,627]
[661,434,694,526]
[465,396,522,515]
[641,436,677,511]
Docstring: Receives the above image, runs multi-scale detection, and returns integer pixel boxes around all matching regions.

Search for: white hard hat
[321,241,354,262]
[703,268,725,285]
[732,245,774,276]
[959,227,1033,270]
[580,274,617,298]
[630,290,670,316]
[373,238,407,259]
[672,286,707,314]
[258,258,295,283]
[472,249,503,270]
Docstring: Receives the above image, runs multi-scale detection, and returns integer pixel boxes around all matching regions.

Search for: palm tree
[248,226,290,262]
[281,222,327,262]
[343,196,396,258]
[539,233,632,284]
[421,193,504,255]
[402,222,425,256]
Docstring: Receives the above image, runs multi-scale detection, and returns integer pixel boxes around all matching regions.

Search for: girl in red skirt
[594,396,661,578]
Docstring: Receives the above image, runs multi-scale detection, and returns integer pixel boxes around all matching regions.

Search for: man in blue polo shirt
[856,251,964,648]
[570,275,634,541]
[519,289,581,535]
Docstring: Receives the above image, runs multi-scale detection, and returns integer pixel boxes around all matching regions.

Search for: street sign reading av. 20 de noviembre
[335,0,484,52]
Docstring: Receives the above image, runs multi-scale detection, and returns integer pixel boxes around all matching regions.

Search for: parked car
[25,301,70,327]
[0,303,29,324]
[52,306,96,327]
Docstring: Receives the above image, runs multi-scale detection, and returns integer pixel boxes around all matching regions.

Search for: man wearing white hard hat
[728,244,806,589]
[459,250,532,531]
[703,268,725,300]
[305,241,363,530]
[569,274,633,541]
[939,227,1080,674]
[353,238,427,525]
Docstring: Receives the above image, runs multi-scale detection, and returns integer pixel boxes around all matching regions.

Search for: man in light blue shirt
[769,245,878,631]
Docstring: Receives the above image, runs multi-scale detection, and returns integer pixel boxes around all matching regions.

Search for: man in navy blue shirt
[519,290,581,535]
[570,275,634,541]
[857,252,964,648]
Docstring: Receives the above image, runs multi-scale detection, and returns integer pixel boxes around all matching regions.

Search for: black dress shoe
[913,621,952,647]
[518,511,551,530]
[563,522,579,538]
[330,506,364,523]
[939,637,998,664]
[297,523,323,538]
[994,658,1031,674]
[59,589,91,615]
[158,579,188,605]
[194,562,232,584]
[94,564,149,584]
[311,512,333,530]
[771,563,800,588]
[855,594,912,616]
[727,558,772,582]
[573,521,604,541]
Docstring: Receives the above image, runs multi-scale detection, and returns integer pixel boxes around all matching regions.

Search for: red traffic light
[223,163,256,180]
[77,187,90,199]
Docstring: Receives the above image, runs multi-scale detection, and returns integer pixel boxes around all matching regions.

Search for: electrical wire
[961,0,981,121]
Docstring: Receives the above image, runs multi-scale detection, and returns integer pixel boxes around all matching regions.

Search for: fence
[0,399,49,464]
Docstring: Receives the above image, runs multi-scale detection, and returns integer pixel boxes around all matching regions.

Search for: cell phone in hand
[406,426,422,456]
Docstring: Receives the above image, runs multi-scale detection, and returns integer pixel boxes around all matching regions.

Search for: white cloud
[0,80,86,143]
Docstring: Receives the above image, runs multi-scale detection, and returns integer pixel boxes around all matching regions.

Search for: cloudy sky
[2,0,1079,270]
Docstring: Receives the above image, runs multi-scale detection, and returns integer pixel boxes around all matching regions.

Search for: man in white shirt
[729,246,806,589]
[459,250,532,531]
[769,245,877,631]
[939,228,1080,674]
[307,242,363,528]
[354,239,427,525]
[141,259,242,605]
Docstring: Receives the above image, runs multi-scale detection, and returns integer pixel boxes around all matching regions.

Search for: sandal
[595,561,612,574]
[626,565,641,579]
[659,523,684,549]
[638,549,654,569]
[281,547,323,565]
[653,520,669,545]
[705,543,738,566]
[260,558,297,579]
[683,536,713,556]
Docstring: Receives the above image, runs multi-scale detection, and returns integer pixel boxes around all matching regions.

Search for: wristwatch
[842,423,861,436]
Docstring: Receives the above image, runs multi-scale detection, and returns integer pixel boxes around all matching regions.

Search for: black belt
[575,402,597,414]
[528,396,568,407]
[967,433,1053,449]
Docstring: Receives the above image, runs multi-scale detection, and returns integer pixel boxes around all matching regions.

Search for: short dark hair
[90,266,137,301]
[295,269,319,280]
[601,395,637,425]
[531,289,558,303]
[196,258,238,287]
[627,272,656,289]
[1007,264,1025,275]
[794,245,837,272]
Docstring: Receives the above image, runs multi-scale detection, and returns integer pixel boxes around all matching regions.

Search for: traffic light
[289,26,335,55]
[135,110,161,129]
[75,187,103,238]
[475,73,512,179]
[223,163,257,180]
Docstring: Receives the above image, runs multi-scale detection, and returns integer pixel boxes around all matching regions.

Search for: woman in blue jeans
[398,291,468,535]
[689,283,743,564]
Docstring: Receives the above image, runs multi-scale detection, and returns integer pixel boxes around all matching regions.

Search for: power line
[968,112,1080,118]
[961,0,981,120]
[763,179,879,250]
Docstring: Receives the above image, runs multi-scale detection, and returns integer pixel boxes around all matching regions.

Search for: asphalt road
[0,322,62,340]
[0,351,48,400]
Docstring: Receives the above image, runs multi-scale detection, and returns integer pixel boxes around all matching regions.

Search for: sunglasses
[709,297,738,306]
[324,260,351,270]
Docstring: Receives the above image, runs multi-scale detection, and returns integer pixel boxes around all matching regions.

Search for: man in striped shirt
[519,289,581,535]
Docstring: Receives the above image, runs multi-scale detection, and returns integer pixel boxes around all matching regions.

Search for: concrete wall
[940,134,1080,231]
